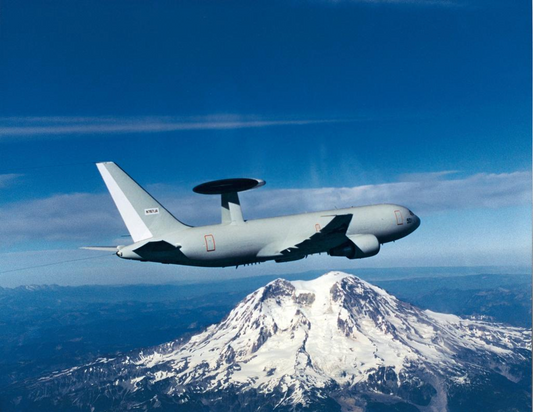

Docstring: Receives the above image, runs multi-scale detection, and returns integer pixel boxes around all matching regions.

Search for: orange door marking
[204,234,216,252]
[394,210,404,225]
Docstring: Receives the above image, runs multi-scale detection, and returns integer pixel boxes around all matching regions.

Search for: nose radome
[414,214,421,229]
[403,207,420,231]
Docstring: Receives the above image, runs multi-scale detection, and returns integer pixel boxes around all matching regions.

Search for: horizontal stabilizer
[81,246,121,252]
[133,240,181,254]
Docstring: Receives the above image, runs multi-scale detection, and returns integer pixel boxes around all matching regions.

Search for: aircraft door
[204,234,216,252]
[394,210,404,225]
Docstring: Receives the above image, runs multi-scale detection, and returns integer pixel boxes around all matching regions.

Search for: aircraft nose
[405,208,420,232]
[413,214,421,230]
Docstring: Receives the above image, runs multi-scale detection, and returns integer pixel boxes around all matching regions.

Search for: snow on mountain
[21,272,531,411]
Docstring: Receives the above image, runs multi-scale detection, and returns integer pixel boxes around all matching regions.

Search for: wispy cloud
[396,170,459,182]
[0,193,121,243]
[324,0,460,6]
[240,171,532,217]
[0,115,360,139]
[0,173,23,188]
[0,170,529,245]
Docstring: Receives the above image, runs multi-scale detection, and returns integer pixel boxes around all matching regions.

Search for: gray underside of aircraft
[85,162,420,268]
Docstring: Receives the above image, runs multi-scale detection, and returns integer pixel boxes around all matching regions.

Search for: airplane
[85,162,420,268]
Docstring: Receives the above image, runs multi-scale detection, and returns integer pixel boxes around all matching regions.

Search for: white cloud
[0,170,529,246]
[0,115,359,139]
[396,170,459,182]
[0,173,23,188]
[0,193,123,243]
[325,0,460,5]
[241,171,531,217]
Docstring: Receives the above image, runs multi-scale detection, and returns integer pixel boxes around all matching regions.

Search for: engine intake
[328,234,380,259]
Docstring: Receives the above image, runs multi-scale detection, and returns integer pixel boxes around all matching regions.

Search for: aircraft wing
[280,214,353,255]
[258,214,353,259]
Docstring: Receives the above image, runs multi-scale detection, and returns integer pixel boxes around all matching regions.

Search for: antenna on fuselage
[193,178,266,225]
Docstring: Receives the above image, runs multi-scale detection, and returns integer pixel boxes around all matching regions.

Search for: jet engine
[328,234,380,259]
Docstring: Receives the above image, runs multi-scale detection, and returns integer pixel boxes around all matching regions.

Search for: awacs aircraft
[85,162,420,268]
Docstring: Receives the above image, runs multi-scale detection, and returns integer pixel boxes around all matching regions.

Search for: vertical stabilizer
[96,162,189,242]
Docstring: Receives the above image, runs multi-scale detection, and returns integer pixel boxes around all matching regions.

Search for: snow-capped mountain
[16,272,532,411]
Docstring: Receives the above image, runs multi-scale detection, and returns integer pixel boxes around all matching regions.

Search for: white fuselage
[118,204,420,267]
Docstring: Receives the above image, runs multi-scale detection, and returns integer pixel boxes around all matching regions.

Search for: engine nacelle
[328,234,380,260]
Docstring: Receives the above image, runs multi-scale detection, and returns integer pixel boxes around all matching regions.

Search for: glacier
[14,272,532,411]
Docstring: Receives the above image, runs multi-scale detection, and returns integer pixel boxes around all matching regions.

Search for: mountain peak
[260,271,386,311]
[289,270,353,290]
[22,271,532,411]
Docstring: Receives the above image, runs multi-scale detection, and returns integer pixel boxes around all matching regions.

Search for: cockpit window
[408,210,414,216]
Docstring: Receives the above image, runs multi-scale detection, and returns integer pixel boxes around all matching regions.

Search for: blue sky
[0,0,530,286]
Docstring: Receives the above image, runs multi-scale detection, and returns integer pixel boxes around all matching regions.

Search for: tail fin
[96,162,189,242]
